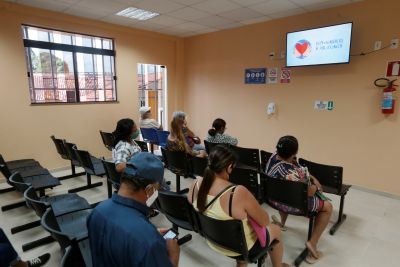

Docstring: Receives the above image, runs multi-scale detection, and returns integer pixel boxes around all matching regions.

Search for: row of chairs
[0,154,61,212]
[99,130,152,153]
[204,141,350,236]
[155,170,329,266]
[156,188,278,267]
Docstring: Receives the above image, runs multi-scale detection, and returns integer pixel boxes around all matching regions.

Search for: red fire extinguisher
[374,78,398,114]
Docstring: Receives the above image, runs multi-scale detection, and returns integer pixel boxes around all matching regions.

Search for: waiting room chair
[70,146,104,193]
[260,150,273,172]
[190,156,207,177]
[230,167,261,202]
[262,173,316,267]
[61,237,92,267]
[163,148,191,192]
[194,210,278,267]
[140,128,159,153]
[299,158,350,235]
[230,145,261,172]
[204,140,230,155]
[1,165,60,211]
[157,190,197,232]
[0,154,41,194]
[135,140,149,152]
[41,207,92,253]
[99,130,114,151]
[157,130,170,148]
[51,136,85,180]
[101,158,121,198]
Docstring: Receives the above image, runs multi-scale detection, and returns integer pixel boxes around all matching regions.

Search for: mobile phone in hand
[163,228,178,240]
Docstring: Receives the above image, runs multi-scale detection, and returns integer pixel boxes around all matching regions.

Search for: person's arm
[115,162,126,173]
[236,186,270,227]
[166,239,180,267]
[184,127,195,138]
[113,145,129,173]
[308,184,318,196]
[310,175,322,191]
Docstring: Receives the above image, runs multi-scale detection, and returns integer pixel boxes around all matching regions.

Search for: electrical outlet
[391,39,399,49]
[374,41,382,51]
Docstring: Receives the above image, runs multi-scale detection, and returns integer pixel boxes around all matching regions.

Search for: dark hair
[120,173,152,192]
[113,118,135,147]
[208,118,226,137]
[276,135,298,160]
[197,145,237,213]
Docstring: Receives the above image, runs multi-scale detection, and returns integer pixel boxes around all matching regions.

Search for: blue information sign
[245,68,266,84]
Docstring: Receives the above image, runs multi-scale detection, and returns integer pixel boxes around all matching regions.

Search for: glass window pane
[23,26,116,103]
[103,39,112,50]
[52,31,72,45]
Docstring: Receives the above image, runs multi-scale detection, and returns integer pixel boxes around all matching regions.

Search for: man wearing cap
[139,106,163,130]
[87,152,180,267]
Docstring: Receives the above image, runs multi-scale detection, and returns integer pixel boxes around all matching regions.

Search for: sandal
[305,252,323,264]
[305,242,320,259]
[272,215,287,231]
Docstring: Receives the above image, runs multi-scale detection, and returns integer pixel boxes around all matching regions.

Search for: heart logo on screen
[294,40,312,59]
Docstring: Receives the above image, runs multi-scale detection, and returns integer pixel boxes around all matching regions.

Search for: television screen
[286,22,352,67]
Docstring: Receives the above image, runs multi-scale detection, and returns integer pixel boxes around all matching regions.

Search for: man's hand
[166,238,180,267]
[158,228,168,235]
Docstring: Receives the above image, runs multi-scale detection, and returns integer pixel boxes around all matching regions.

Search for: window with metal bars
[22,25,117,104]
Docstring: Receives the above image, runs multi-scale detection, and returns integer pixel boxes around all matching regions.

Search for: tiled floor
[1,168,399,267]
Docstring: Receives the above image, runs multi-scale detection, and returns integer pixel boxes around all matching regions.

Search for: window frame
[22,24,118,105]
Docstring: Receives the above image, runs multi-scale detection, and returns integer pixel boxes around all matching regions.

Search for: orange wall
[0,2,183,169]
[183,0,400,195]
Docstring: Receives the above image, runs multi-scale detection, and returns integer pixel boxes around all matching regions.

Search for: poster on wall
[245,68,266,84]
[386,61,400,77]
[280,68,291,83]
[267,68,278,84]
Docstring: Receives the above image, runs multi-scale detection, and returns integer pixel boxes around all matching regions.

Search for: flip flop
[305,252,324,264]
[305,242,320,259]
[272,215,287,231]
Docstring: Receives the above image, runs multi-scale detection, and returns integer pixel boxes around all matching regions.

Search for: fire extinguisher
[374,78,398,114]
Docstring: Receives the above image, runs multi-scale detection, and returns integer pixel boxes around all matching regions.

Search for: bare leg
[267,224,291,267]
[307,201,333,254]
[236,260,247,267]
[279,211,289,226]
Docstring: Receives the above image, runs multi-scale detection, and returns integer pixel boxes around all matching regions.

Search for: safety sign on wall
[280,68,291,83]
[245,68,266,84]
[314,100,334,111]
[267,68,278,84]
[386,61,400,77]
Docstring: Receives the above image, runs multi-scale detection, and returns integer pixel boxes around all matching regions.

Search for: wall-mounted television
[286,22,353,67]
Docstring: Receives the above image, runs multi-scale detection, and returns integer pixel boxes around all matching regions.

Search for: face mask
[131,130,140,140]
[146,188,159,207]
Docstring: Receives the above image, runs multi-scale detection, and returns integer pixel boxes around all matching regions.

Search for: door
[137,64,167,129]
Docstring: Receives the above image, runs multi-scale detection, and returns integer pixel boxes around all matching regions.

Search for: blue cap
[124,152,164,184]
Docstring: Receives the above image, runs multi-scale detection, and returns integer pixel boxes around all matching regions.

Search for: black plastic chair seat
[24,175,61,190]
[47,194,91,217]
[19,168,50,178]
[56,209,92,240]
[165,215,193,231]
[89,157,106,175]
[323,184,351,196]
[231,240,279,262]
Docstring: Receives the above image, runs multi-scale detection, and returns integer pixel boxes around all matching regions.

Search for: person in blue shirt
[87,152,180,267]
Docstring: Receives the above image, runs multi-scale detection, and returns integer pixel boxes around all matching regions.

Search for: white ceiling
[7,0,362,37]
